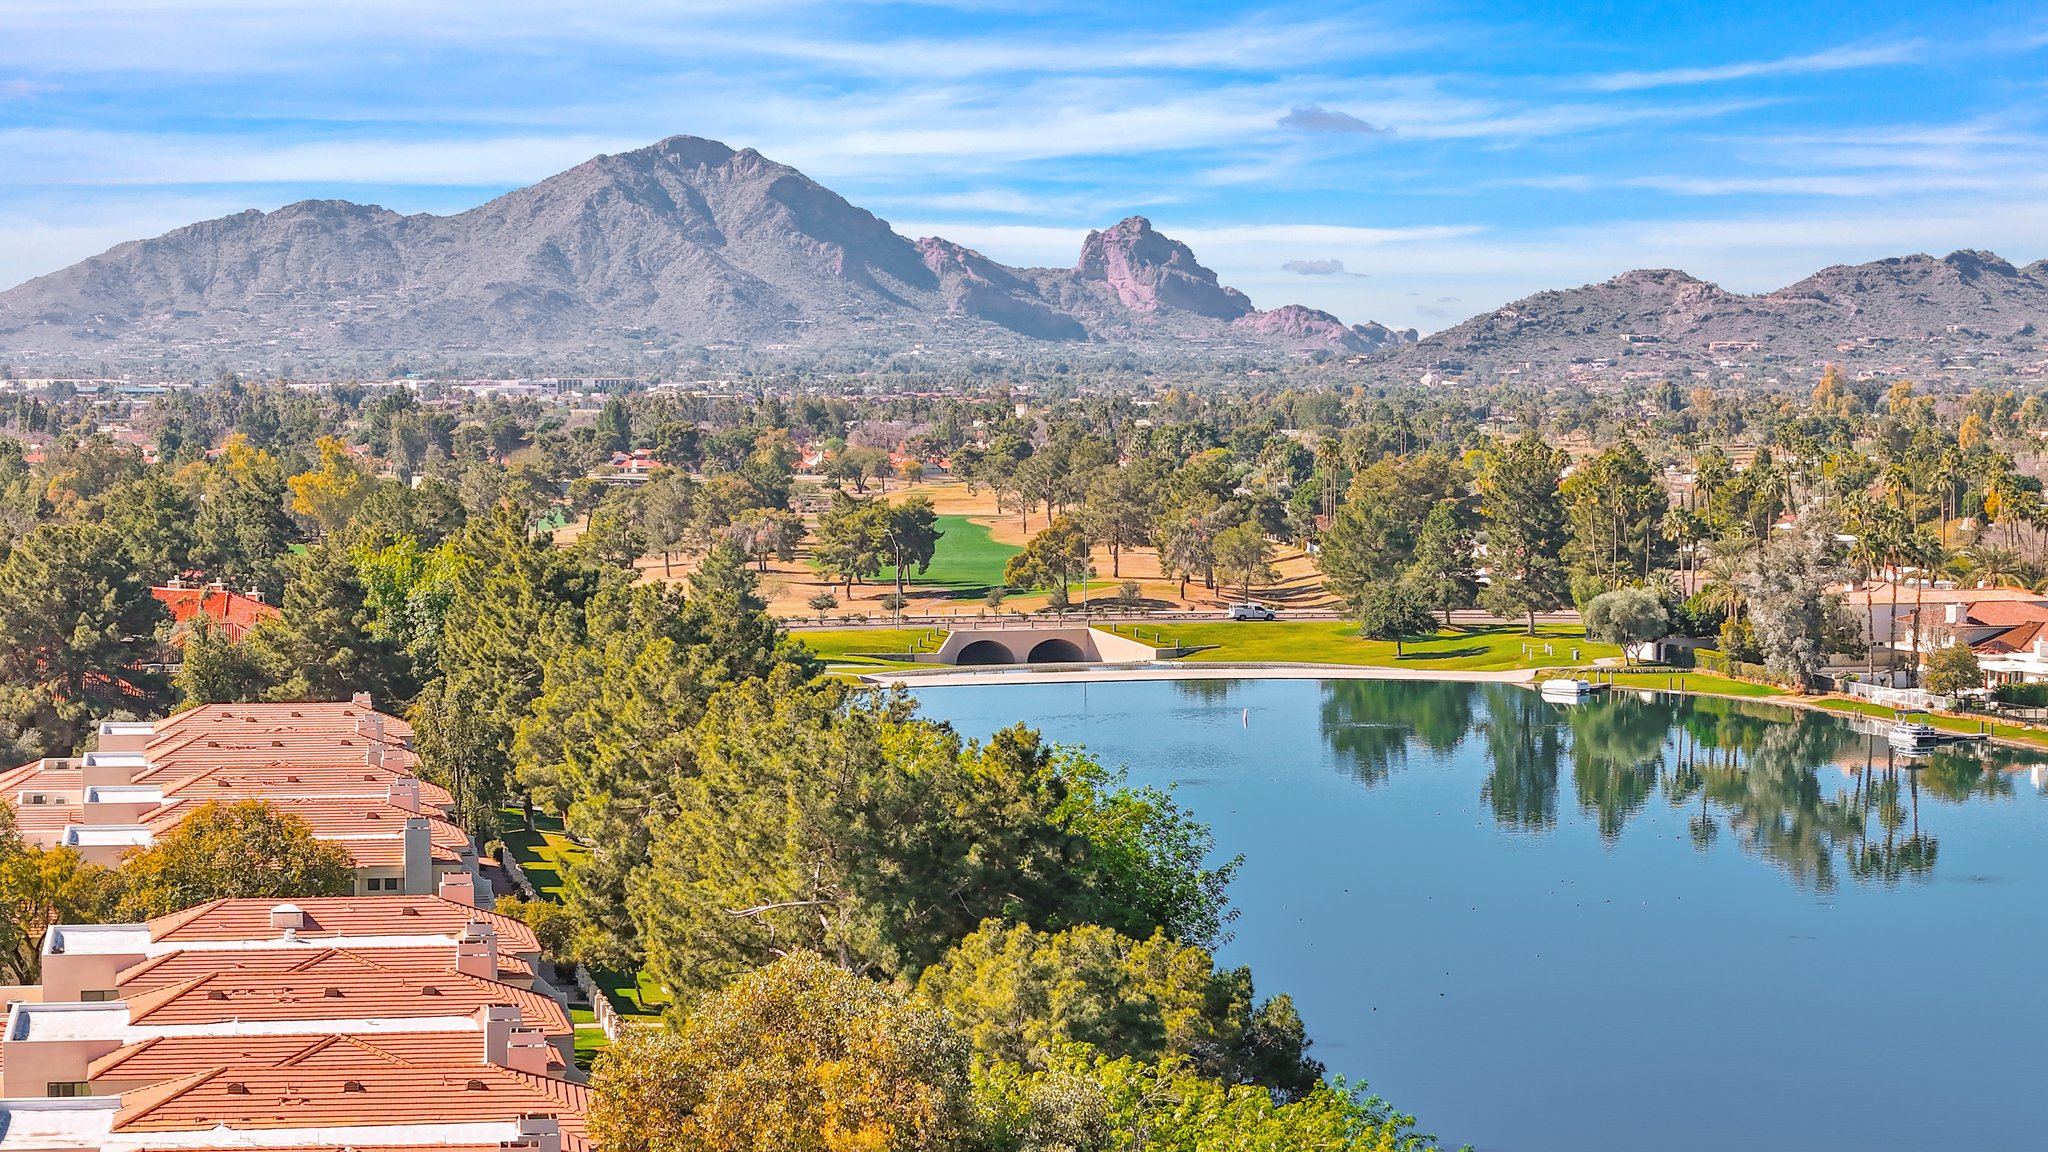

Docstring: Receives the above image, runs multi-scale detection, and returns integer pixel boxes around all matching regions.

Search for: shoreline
[853,661,1541,687]
[852,661,2048,757]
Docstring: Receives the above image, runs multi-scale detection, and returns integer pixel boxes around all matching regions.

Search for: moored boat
[1888,709,1939,752]
[1540,678,1602,703]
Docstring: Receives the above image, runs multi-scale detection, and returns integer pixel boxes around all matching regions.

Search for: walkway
[857,661,1542,688]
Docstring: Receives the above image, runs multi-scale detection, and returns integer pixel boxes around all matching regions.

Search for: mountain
[0,135,1415,371]
[1369,251,2048,384]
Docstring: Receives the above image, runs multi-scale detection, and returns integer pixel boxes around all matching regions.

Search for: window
[364,877,400,893]
[47,1082,91,1098]
[80,989,114,1002]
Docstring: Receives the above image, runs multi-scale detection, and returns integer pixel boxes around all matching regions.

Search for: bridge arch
[956,639,1014,665]
[1027,638,1087,664]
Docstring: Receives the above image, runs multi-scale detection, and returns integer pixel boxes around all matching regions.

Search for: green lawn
[1160,622,1621,670]
[877,515,1020,597]
[496,810,589,901]
[1811,697,2048,747]
[592,968,671,1018]
[574,1029,608,1071]
[796,627,948,661]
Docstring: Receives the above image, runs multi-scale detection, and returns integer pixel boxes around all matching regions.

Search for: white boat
[1540,678,1601,703]
[1887,710,1939,751]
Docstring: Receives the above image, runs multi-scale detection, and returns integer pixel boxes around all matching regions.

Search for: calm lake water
[910,679,2048,1152]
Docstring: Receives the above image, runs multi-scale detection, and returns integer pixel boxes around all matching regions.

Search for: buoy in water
[1242,708,1249,728]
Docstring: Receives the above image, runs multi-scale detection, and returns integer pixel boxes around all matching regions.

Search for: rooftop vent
[206,989,229,1000]
[465,1079,488,1091]
[342,1080,365,1092]
[226,1082,249,1095]
[421,986,442,996]
[269,903,306,930]
[323,987,344,998]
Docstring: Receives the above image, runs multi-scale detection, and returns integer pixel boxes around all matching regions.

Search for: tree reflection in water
[1317,680,1473,788]
[1318,684,2037,891]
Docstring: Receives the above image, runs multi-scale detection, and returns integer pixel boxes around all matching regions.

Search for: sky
[3,0,2047,332]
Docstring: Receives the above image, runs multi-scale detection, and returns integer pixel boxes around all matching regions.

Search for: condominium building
[0,897,587,1151]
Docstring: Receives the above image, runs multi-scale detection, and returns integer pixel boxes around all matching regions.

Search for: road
[781,608,1585,631]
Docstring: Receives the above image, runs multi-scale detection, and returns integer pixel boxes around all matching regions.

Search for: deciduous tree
[589,952,977,1152]
[116,800,354,919]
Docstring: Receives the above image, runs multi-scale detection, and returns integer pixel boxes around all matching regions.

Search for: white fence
[1838,680,1954,712]
[574,966,628,1041]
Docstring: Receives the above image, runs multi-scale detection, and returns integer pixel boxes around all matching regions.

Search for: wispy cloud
[1282,259,1346,274]
[1584,43,1919,92]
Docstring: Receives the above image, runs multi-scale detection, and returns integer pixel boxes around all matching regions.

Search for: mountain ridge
[4,133,2043,379]
[0,134,1417,370]
[1373,249,2048,383]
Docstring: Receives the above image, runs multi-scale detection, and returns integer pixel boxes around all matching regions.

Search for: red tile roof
[144,897,539,955]
[150,586,281,643]
[138,797,472,868]
[1956,600,2048,627]
[115,944,534,991]
[91,1028,563,1082]
[1975,620,2048,655]
[121,970,570,1036]
[146,761,454,815]
[111,1064,590,1149]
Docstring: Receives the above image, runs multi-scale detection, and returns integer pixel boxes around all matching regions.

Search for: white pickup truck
[1225,602,1277,621]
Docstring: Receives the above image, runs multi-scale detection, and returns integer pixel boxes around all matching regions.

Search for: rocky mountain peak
[1075,216,1251,320]
[1942,249,2017,280]
[0,135,1407,366]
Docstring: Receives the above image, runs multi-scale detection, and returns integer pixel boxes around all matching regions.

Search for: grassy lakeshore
[1162,621,1619,670]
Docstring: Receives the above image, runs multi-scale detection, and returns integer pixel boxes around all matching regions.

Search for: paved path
[857,662,1543,688]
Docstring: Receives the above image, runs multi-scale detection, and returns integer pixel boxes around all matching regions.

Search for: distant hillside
[0,135,1416,372]
[1369,252,2048,385]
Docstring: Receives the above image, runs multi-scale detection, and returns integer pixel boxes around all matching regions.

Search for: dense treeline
[7,363,2048,1147]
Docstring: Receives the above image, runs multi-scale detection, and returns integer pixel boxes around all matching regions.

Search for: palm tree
[1905,531,1948,671]
[1966,545,2023,589]
[1660,506,1697,593]
[1701,547,1747,628]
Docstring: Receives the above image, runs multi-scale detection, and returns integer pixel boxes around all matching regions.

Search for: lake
[910,678,2048,1152]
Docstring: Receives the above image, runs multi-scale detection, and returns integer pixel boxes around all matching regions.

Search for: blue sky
[3,0,2047,331]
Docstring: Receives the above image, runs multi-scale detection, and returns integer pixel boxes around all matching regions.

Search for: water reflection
[1318,680,1472,787]
[1318,683,2037,891]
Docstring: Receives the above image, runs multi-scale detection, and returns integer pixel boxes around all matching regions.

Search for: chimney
[457,922,499,979]
[243,586,264,604]
[269,903,307,931]
[478,1003,518,1065]
[1945,602,1966,626]
[402,817,431,895]
[387,776,420,812]
[438,870,478,907]
[366,743,386,770]
[506,1026,554,1075]
[80,751,147,788]
[94,722,155,755]
[355,713,387,743]
[2034,637,2045,661]
[351,691,374,711]
[512,1115,563,1152]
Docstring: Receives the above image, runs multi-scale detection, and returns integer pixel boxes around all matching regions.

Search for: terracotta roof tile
[111,1063,590,1149]
[91,1028,564,1082]
[115,944,534,991]
[144,897,538,956]
[151,586,281,642]
[121,970,570,1036]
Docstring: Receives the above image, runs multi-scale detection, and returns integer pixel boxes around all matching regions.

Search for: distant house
[151,580,280,643]
[1897,596,2048,686]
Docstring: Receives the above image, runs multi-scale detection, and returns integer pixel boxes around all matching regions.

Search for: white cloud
[1584,42,1920,92]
